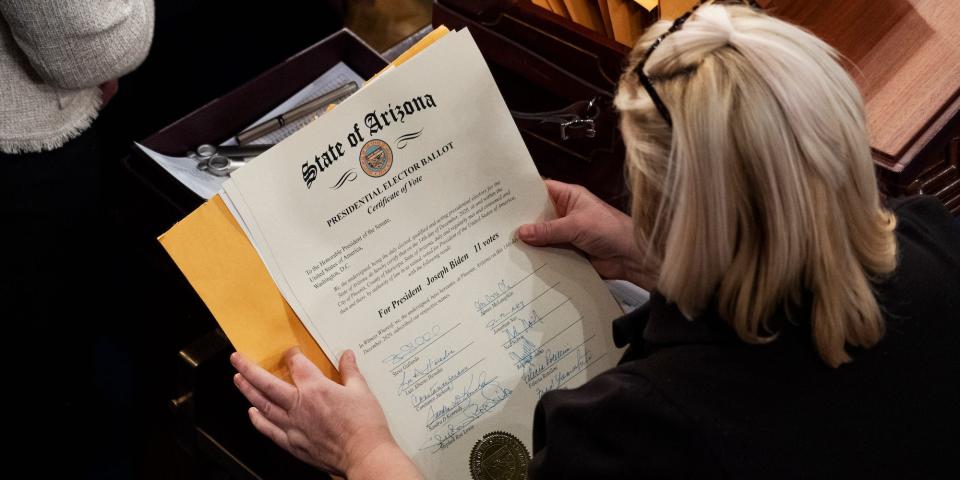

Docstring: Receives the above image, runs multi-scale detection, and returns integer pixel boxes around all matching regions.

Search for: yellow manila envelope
[158,27,450,384]
[160,196,338,383]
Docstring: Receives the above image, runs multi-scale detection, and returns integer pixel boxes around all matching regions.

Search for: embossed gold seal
[469,431,530,480]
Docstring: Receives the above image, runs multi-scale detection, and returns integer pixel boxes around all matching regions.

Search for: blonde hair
[615,2,897,367]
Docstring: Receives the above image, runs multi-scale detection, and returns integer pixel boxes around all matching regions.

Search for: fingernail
[230,352,239,365]
[518,224,533,240]
[285,346,302,363]
[233,373,241,385]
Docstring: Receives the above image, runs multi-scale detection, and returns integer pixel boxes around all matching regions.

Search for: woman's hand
[230,349,422,479]
[518,180,655,290]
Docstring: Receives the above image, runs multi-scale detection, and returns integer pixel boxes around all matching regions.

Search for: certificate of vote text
[224,30,623,477]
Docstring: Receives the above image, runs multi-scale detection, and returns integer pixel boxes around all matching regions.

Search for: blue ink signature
[419,374,513,452]
[534,348,593,397]
[473,279,510,313]
[409,364,471,410]
[508,336,540,369]
[425,371,498,426]
[381,324,442,366]
[544,345,573,368]
[502,310,541,348]
[522,358,550,385]
[519,344,574,383]
[395,347,456,395]
[485,301,526,330]
[510,332,573,371]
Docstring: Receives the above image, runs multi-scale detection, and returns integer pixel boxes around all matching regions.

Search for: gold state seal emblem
[469,431,530,480]
[359,138,393,178]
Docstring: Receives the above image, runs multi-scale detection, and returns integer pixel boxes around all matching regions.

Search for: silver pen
[236,81,359,145]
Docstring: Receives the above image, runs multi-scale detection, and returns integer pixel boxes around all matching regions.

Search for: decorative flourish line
[396,128,425,149]
[331,169,357,189]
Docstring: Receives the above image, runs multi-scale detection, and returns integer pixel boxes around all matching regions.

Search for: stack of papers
[161,27,625,477]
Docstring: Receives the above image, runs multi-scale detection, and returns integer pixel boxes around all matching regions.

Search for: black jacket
[530,196,960,479]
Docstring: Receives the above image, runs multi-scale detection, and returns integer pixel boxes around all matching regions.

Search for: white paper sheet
[221,30,624,478]
[134,142,224,199]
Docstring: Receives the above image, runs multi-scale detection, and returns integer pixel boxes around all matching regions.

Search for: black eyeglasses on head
[632,0,761,127]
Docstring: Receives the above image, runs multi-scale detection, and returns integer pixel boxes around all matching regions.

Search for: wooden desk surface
[771,0,960,169]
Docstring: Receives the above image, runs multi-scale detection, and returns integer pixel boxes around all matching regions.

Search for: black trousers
[1,125,117,475]
[1,123,103,340]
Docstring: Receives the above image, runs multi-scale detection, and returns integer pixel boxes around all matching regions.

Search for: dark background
[14,1,429,478]
[90,1,346,478]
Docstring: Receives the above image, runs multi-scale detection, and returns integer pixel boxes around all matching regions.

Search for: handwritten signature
[420,372,513,452]
[409,364,472,410]
[511,335,573,373]
[396,347,457,395]
[533,348,594,397]
[485,301,526,330]
[425,371,497,427]
[502,310,541,348]
[381,324,442,366]
[473,279,510,314]
[508,336,540,369]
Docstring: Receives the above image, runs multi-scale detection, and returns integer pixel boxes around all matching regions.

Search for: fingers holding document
[233,371,292,428]
[230,349,364,473]
[230,351,297,410]
[231,349,422,478]
[518,179,657,290]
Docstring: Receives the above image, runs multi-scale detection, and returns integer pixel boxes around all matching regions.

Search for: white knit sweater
[0,1,154,153]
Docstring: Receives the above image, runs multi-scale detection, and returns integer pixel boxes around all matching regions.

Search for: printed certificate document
[222,30,623,477]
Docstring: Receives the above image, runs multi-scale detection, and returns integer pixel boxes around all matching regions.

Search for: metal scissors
[190,144,273,177]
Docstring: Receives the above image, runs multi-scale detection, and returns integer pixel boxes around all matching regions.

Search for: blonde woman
[229,2,960,478]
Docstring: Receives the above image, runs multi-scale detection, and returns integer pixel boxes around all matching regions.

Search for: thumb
[338,350,367,388]
[518,216,578,247]
[285,347,321,385]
